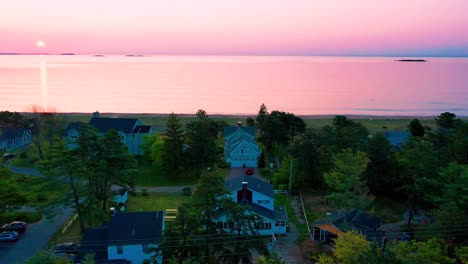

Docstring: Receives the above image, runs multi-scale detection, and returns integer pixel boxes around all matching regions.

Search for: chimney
[242,181,248,202]
[93,111,100,118]
[237,121,242,127]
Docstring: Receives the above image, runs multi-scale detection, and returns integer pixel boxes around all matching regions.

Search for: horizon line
[1,52,467,58]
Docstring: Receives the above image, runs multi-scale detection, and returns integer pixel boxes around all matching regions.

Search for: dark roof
[131,125,151,134]
[244,202,275,220]
[79,227,109,262]
[225,176,274,199]
[224,126,255,138]
[89,117,138,134]
[274,206,288,220]
[0,127,29,140]
[314,209,383,241]
[65,122,84,132]
[108,211,164,245]
[385,131,410,146]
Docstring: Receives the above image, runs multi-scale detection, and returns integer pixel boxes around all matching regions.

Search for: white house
[79,211,165,264]
[222,176,288,235]
[64,112,152,155]
[224,122,261,168]
[0,127,32,151]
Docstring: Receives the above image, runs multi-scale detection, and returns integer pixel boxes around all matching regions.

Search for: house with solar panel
[224,122,261,168]
[64,112,152,155]
[222,175,288,235]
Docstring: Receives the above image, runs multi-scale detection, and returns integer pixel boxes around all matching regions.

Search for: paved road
[0,165,74,263]
[0,208,74,264]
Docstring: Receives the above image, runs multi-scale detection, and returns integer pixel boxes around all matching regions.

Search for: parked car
[245,167,254,175]
[2,153,16,161]
[55,242,80,254]
[0,231,19,242]
[1,221,27,233]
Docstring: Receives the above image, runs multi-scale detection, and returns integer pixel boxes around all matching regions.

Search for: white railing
[61,213,78,235]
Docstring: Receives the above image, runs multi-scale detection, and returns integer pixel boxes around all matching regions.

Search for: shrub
[141,189,148,196]
[19,152,28,159]
[36,193,47,202]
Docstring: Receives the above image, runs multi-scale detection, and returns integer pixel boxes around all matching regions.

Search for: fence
[61,213,78,235]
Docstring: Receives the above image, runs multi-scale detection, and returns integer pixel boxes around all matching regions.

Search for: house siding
[108,243,159,263]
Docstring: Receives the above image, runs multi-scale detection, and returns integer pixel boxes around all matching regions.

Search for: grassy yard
[8,145,40,167]
[275,194,310,242]
[126,193,190,212]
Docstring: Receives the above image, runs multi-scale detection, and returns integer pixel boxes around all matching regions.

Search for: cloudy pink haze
[1,0,468,56]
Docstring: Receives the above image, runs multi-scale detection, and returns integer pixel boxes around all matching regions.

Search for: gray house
[224,122,261,168]
[64,113,152,155]
[0,127,32,151]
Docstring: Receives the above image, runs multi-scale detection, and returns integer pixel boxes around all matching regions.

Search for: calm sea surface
[0,55,467,116]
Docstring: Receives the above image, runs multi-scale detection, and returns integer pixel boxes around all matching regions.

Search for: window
[241,149,244,154]
[258,200,270,205]
[143,244,151,254]
[275,221,286,227]
[256,222,272,230]
[117,245,123,254]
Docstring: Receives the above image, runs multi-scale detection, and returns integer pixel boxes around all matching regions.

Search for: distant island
[395,59,427,62]
[125,54,144,57]
[92,54,106,57]
[59,53,75,55]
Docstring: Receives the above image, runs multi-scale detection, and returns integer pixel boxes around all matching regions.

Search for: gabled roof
[90,117,138,134]
[64,122,84,132]
[225,176,274,199]
[385,131,410,146]
[224,126,255,139]
[246,202,275,220]
[108,211,164,245]
[79,226,109,263]
[0,127,30,140]
[132,125,152,134]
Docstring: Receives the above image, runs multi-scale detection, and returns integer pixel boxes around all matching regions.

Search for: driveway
[0,165,74,263]
[0,207,74,264]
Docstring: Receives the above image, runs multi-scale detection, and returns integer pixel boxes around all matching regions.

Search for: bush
[0,211,42,223]
[36,193,47,202]
[217,161,230,168]
[141,189,148,196]
[19,152,28,159]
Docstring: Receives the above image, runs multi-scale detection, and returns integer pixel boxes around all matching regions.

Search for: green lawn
[126,193,190,212]
[276,194,309,242]
[9,145,40,167]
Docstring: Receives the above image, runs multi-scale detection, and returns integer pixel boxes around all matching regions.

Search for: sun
[36,40,45,48]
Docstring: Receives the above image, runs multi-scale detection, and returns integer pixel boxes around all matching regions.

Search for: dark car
[2,153,16,161]
[55,242,80,254]
[1,221,27,233]
[0,231,19,242]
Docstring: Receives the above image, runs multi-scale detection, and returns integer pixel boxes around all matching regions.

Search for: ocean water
[0,55,467,116]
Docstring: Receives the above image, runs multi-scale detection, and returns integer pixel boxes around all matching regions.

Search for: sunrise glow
[1,0,467,56]
[36,40,45,48]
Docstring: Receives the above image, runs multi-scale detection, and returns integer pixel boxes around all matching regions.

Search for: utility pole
[288,159,293,197]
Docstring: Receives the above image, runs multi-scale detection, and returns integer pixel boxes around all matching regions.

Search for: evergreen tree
[255,103,269,134]
[408,118,425,137]
[162,113,186,178]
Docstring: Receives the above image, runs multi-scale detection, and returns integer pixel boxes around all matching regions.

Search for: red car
[245,168,254,175]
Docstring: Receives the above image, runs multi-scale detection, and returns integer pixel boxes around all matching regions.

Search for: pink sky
[1,0,468,56]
